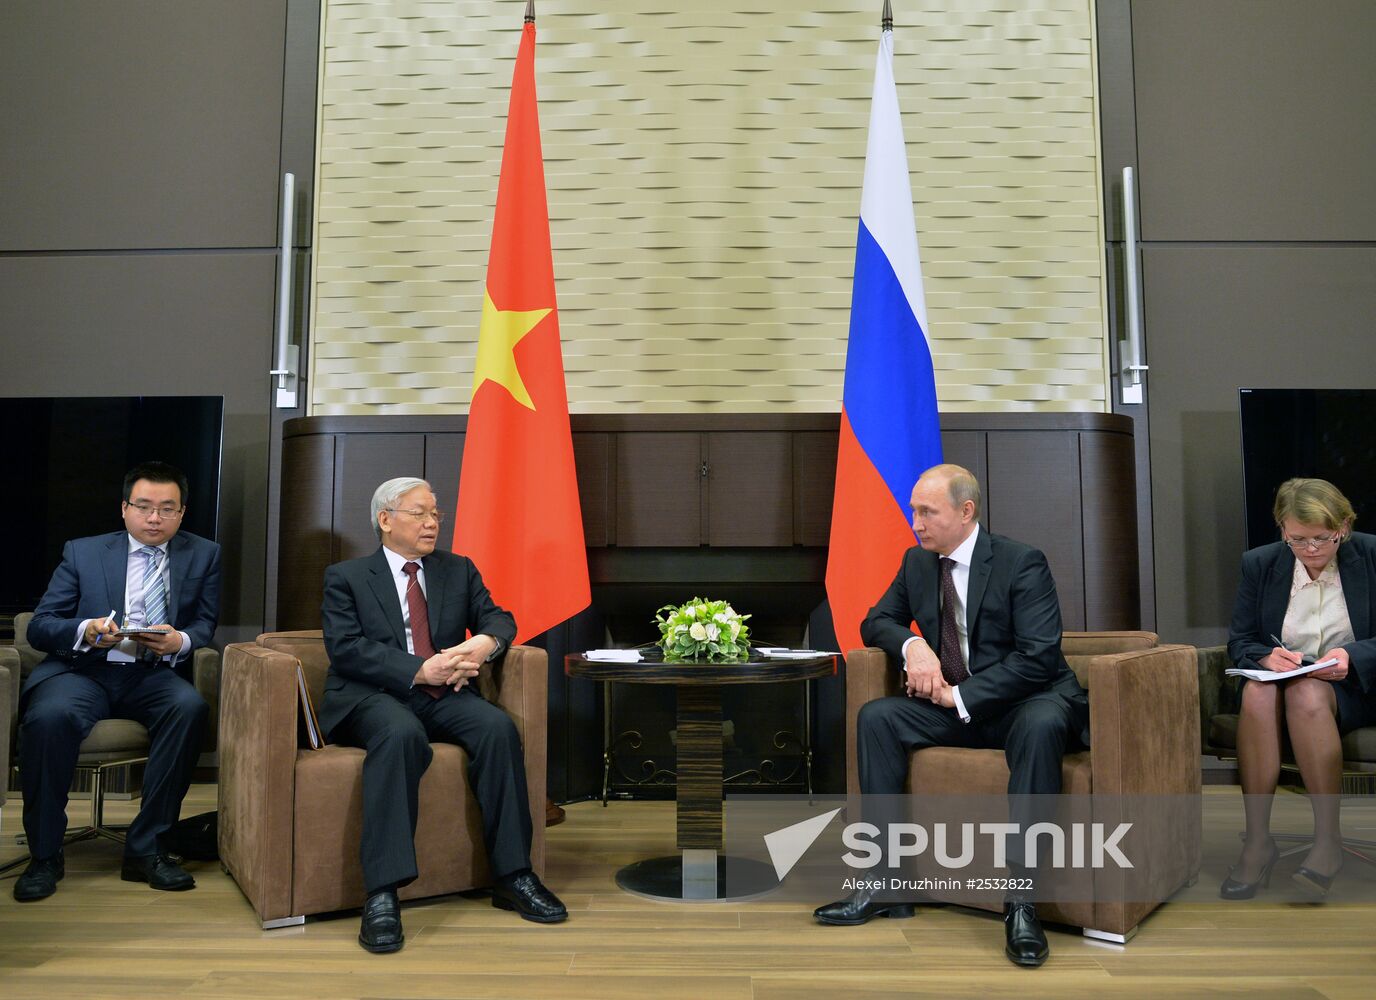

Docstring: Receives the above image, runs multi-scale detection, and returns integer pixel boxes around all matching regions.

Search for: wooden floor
[1,786,1375,999]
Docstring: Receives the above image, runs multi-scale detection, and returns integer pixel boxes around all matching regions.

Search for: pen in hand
[92,609,117,646]
[1268,634,1305,670]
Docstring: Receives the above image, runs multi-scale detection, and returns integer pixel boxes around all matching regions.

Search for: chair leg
[1083,925,1137,945]
[59,764,102,845]
[92,765,130,845]
[1339,838,1376,868]
[262,915,306,930]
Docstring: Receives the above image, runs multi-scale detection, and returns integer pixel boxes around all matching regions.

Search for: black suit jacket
[319,547,517,739]
[860,528,1086,724]
[1227,531,1376,695]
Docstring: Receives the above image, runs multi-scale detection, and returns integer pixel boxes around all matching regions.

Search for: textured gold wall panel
[310,0,1108,415]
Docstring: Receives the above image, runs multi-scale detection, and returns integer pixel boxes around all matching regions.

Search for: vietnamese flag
[455,5,590,644]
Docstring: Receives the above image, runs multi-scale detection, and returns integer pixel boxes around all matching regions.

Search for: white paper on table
[1225,657,1338,682]
[754,647,838,659]
[582,649,644,662]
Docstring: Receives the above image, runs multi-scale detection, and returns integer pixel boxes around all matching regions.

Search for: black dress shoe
[1293,860,1343,898]
[120,852,195,891]
[13,851,64,902]
[813,887,917,926]
[1004,900,1049,967]
[1219,843,1279,900]
[491,870,568,923]
[359,890,404,953]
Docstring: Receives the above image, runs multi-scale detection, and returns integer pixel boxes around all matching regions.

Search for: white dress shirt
[380,546,501,684]
[74,534,190,664]
[382,545,429,657]
[902,523,979,721]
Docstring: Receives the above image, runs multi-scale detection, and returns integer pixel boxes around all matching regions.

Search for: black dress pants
[856,690,1087,870]
[20,661,208,859]
[334,685,533,894]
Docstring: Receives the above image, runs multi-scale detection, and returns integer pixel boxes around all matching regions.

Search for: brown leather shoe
[545,797,566,827]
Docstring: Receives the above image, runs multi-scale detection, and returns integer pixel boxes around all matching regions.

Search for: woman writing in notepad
[1222,478,1376,899]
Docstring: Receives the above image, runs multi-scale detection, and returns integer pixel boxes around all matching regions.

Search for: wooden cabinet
[279,412,1139,633]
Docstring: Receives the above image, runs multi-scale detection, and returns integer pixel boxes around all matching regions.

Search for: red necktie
[403,561,444,699]
[938,557,969,686]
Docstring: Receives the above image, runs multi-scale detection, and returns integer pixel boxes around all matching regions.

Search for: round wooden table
[566,649,836,901]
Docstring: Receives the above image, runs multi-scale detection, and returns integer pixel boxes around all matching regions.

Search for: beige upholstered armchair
[217,630,548,928]
[0,643,16,828]
[845,631,1201,943]
[1198,644,1376,789]
[1197,644,1376,871]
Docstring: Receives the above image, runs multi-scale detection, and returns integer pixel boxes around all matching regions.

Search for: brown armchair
[845,631,1201,943]
[217,630,548,929]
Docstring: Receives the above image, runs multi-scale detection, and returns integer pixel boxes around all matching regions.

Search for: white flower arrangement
[654,597,751,661]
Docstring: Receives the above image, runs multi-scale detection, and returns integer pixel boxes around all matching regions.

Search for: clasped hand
[904,639,956,708]
[414,635,497,690]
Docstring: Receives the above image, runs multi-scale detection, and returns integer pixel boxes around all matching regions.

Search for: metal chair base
[1273,832,1376,869]
[0,756,147,875]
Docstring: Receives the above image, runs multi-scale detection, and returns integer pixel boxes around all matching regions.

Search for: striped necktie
[141,546,167,628]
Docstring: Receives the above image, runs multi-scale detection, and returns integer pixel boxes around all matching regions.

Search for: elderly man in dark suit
[320,476,565,954]
[15,461,219,901]
[814,463,1088,968]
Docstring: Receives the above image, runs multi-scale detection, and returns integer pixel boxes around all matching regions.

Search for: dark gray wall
[1098,0,1376,646]
[0,1,318,643]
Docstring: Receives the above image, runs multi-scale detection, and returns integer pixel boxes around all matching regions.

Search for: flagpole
[882,0,892,32]
[526,0,535,24]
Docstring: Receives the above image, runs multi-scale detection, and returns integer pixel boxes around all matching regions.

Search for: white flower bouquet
[653,597,752,662]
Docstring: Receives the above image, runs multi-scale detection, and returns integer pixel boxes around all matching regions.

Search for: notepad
[296,661,324,750]
[1225,658,1338,683]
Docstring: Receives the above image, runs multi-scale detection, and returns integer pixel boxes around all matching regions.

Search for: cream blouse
[1281,555,1355,660]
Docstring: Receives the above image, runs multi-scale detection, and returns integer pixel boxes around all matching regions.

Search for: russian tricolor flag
[825,23,942,656]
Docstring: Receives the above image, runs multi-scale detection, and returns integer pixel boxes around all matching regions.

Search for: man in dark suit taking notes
[320,476,565,954]
[16,461,218,901]
[814,464,1087,967]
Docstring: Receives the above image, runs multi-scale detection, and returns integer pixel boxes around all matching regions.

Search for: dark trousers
[334,686,533,894]
[856,691,1087,871]
[19,662,208,859]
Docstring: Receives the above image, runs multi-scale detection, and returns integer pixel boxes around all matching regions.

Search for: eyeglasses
[124,502,184,519]
[1282,532,1341,551]
[386,507,445,525]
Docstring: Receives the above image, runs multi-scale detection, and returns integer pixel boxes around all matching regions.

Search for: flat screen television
[1,395,224,617]
[1239,388,1376,551]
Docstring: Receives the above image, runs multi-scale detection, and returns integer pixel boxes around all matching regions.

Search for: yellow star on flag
[471,288,551,410]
